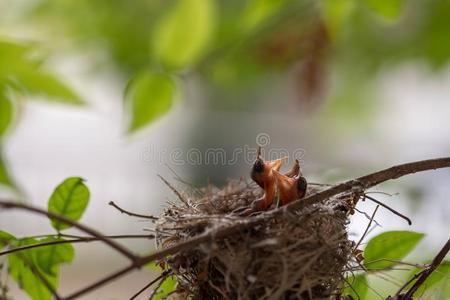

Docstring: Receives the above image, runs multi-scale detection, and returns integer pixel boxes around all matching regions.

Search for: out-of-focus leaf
[0,230,16,249]
[125,71,175,132]
[344,274,367,300]
[0,39,35,64]
[364,231,424,269]
[48,177,90,231]
[363,0,404,20]
[153,275,177,300]
[240,0,284,32]
[152,0,215,70]
[0,150,15,189]
[406,261,450,296]
[321,0,355,37]
[0,89,13,136]
[8,238,57,300]
[16,70,83,105]
[421,0,450,69]
[35,237,75,276]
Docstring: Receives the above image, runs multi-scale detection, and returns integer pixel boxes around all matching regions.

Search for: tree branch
[354,205,379,251]
[399,237,450,299]
[0,201,137,261]
[364,194,412,225]
[0,234,154,257]
[109,201,158,220]
[129,270,171,300]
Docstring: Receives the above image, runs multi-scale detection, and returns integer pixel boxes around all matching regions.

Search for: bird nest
[155,180,356,300]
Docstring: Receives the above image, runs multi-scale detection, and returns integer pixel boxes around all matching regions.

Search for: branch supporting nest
[0,157,449,299]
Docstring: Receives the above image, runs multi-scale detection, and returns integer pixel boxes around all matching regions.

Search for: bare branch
[354,205,379,250]
[157,175,189,207]
[130,270,171,300]
[364,195,412,225]
[0,201,137,261]
[109,201,158,220]
[0,234,154,257]
[398,237,450,299]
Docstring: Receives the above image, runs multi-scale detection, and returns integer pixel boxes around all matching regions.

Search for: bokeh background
[0,0,449,299]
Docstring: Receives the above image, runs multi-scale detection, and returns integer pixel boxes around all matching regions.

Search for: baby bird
[250,153,307,211]
[250,148,287,210]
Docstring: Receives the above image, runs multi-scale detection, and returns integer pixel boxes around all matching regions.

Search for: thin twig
[0,201,137,261]
[0,235,154,257]
[147,271,171,299]
[157,175,189,207]
[354,205,379,250]
[109,201,158,220]
[364,195,412,225]
[394,270,425,297]
[401,237,450,299]
[129,270,171,300]
[354,207,382,228]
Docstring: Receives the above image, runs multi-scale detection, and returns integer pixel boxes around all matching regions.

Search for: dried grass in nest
[155,180,356,300]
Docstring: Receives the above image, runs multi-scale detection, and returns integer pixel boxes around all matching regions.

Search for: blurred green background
[0,0,449,299]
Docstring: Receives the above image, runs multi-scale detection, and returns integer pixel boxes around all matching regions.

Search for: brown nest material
[155,180,356,300]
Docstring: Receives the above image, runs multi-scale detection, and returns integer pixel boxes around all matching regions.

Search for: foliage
[345,274,368,300]
[125,72,176,132]
[0,39,83,191]
[152,0,215,70]
[344,230,449,299]
[364,231,424,269]
[47,177,90,231]
[153,276,177,300]
[0,177,88,300]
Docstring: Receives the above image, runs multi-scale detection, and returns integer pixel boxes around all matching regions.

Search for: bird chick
[250,154,307,211]
[250,148,287,210]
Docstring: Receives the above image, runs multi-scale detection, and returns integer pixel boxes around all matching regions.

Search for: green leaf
[35,237,75,276]
[407,261,450,296]
[364,231,424,269]
[240,0,284,32]
[8,238,57,300]
[125,71,176,132]
[363,0,404,20]
[152,0,215,69]
[153,275,177,300]
[16,70,84,105]
[321,0,355,38]
[344,274,367,300]
[0,39,35,66]
[0,89,14,136]
[0,230,16,249]
[0,150,15,189]
[48,177,90,231]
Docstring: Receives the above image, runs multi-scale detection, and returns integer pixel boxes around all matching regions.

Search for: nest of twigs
[155,180,357,299]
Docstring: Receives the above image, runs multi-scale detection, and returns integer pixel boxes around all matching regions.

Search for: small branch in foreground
[109,201,158,220]
[396,237,450,299]
[157,175,189,207]
[364,195,412,225]
[0,201,137,261]
[130,270,171,300]
[0,234,154,257]
[354,205,379,251]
